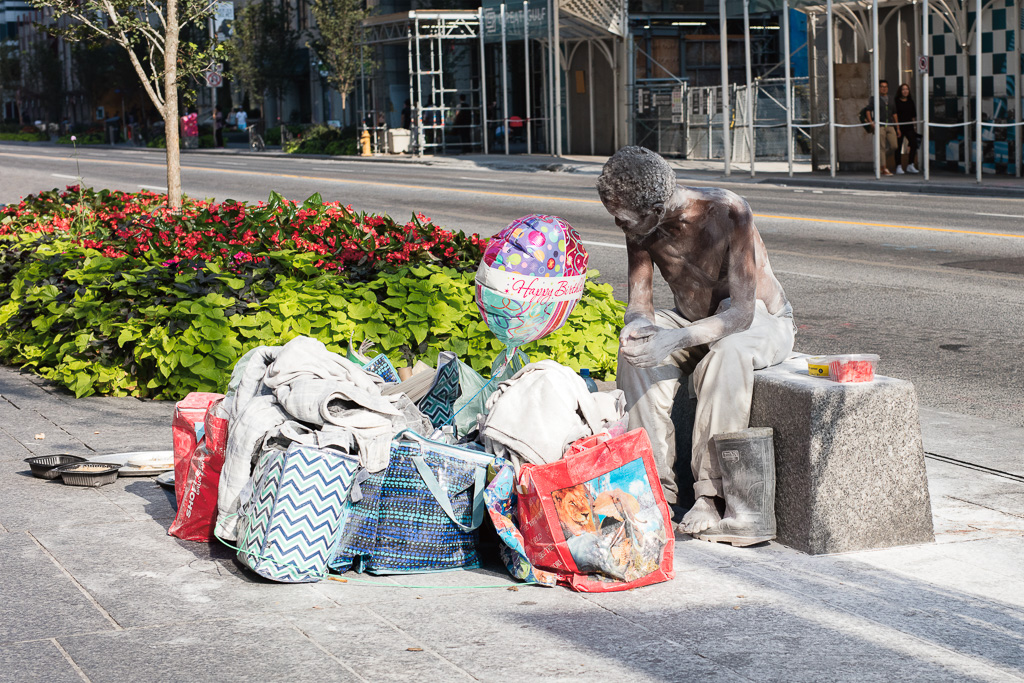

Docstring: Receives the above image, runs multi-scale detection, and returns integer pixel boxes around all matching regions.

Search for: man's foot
[895,166,905,174]
[678,496,722,535]
[907,163,919,173]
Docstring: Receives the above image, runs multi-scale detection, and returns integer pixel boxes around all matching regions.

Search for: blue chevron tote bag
[236,445,361,583]
[330,431,498,574]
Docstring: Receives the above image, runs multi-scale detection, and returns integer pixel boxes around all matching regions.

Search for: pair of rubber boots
[697,427,777,547]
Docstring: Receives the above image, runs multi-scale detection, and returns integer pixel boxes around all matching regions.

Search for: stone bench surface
[750,356,935,555]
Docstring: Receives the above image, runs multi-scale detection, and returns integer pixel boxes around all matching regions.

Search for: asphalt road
[2,144,1023,427]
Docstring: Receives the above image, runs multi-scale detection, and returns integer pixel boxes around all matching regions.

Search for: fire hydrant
[359,128,372,156]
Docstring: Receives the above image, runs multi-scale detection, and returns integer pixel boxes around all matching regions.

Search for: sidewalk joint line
[944,495,1024,520]
[1,395,20,410]
[51,638,92,683]
[362,605,479,681]
[25,531,124,631]
[288,622,367,682]
[925,452,1024,484]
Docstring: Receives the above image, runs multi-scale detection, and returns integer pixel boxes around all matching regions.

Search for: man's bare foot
[678,496,722,535]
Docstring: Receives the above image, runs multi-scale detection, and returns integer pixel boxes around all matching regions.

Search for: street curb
[758,175,1024,199]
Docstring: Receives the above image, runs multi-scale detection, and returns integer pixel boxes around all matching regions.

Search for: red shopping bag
[517,428,674,592]
[169,399,229,542]
[172,392,223,506]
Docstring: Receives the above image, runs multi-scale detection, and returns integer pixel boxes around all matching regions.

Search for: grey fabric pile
[215,337,431,541]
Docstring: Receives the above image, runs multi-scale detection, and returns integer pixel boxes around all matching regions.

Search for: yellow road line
[3,150,1023,240]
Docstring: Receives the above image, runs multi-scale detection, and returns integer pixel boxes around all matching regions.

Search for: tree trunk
[164,0,182,209]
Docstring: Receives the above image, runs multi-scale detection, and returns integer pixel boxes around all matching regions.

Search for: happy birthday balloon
[475,214,589,350]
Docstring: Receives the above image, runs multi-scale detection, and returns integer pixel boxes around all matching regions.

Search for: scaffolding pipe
[408,26,416,154]
[743,0,754,177]
[589,40,595,155]
[553,0,562,155]
[525,0,532,154]
[501,3,510,155]
[784,0,794,176]
[547,0,554,155]
[1016,0,1022,177]
[975,0,982,183]
[720,0,731,175]
[827,0,837,177]
[414,19,425,155]
[479,9,488,154]
[872,0,880,179]
[923,0,929,179]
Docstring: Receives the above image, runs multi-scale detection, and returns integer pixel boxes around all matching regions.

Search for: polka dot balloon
[476,215,589,352]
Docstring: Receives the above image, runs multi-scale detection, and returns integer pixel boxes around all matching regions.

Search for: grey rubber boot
[697,427,777,547]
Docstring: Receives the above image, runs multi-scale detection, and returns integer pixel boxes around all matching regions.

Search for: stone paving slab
[56,616,357,683]
[0,533,117,642]
[0,639,83,683]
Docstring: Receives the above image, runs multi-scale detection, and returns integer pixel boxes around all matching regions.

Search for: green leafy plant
[0,188,624,398]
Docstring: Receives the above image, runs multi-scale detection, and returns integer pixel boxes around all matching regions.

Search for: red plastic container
[827,354,879,383]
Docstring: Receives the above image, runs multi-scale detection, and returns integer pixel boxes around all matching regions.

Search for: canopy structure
[712,0,1021,181]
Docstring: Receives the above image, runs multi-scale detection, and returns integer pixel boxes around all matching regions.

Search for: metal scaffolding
[359,10,483,155]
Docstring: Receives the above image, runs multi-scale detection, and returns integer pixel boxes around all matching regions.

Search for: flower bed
[0,187,623,398]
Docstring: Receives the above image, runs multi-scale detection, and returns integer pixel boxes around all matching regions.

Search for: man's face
[880,82,889,96]
[600,192,663,244]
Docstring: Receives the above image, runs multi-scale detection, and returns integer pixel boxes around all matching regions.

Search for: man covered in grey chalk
[596,146,796,539]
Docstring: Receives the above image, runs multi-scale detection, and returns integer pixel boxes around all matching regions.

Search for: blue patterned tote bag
[236,444,361,583]
[330,430,498,574]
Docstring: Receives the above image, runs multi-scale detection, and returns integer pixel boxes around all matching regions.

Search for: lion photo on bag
[551,460,668,582]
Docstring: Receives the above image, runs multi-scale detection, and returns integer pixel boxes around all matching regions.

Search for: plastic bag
[517,429,674,592]
[169,398,229,542]
[171,392,224,506]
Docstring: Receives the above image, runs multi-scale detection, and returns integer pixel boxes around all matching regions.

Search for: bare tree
[309,0,370,124]
[33,0,219,208]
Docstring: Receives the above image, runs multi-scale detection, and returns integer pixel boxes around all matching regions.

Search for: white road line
[458,176,503,182]
[51,173,79,180]
[583,240,625,249]
[976,212,1024,219]
[139,184,167,191]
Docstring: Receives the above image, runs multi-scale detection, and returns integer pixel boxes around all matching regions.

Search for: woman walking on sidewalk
[894,83,920,174]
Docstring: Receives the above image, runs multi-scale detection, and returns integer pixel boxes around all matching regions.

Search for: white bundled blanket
[478,360,626,472]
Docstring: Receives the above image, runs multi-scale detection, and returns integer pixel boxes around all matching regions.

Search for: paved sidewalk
[1,363,1023,682]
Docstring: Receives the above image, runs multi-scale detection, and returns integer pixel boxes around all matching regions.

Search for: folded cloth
[479,360,626,472]
[263,337,381,395]
[275,378,398,425]
[221,346,279,419]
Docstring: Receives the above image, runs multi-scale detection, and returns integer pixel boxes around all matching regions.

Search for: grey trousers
[616,301,796,504]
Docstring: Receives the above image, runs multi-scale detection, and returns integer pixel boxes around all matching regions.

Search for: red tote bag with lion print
[516,428,674,592]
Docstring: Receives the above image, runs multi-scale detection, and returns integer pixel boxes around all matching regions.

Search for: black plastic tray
[25,454,87,480]
[56,462,121,487]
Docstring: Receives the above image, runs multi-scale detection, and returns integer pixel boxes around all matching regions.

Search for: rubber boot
[697,427,776,547]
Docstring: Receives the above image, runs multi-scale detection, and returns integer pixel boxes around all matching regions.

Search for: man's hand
[621,326,684,368]
[619,316,658,347]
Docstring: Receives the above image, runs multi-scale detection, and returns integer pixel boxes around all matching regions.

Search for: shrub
[0,187,623,397]
[0,131,48,142]
[57,133,105,145]
[283,124,358,156]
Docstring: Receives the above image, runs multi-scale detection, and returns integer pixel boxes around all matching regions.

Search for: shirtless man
[596,146,795,536]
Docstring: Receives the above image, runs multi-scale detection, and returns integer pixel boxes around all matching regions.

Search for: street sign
[483,0,549,43]
[205,71,223,88]
[917,54,930,74]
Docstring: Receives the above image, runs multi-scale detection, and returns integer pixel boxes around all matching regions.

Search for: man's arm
[624,240,656,327]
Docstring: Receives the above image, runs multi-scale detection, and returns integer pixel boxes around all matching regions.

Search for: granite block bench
[748,356,935,555]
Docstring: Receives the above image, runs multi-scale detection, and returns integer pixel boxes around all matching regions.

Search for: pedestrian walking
[894,83,920,174]
[236,108,248,131]
[213,106,225,147]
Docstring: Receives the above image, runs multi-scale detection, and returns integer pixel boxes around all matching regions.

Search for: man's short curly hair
[596,146,676,212]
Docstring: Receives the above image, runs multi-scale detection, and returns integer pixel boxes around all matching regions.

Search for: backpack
[858,106,872,132]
